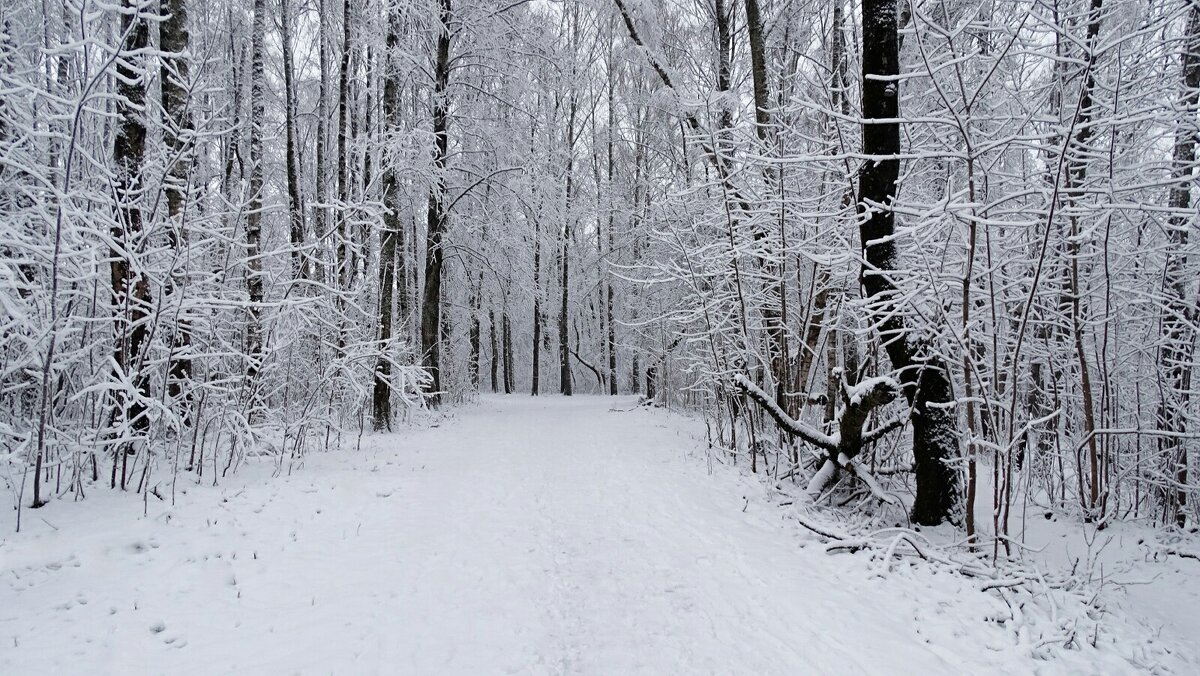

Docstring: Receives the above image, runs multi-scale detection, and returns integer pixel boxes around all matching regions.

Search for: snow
[2,395,1195,674]
[845,374,901,408]
[966,474,1200,670]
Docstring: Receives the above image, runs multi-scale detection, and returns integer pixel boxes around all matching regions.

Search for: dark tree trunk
[559,95,577,396]
[503,310,515,394]
[159,0,193,411]
[1062,0,1104,519]
[314,0,329,283]
[335,0,354,289]
[532,215,542,396]
[489,307,499,392]
[859,0,960,526]
[374,7,407,430]
[744,0,789,405]
[605,44,618,395]
[244,0,266,396]
[558,235,572,394]
[361,47,374,204]
[420,0,452,405]
[469,277,481,391]
[715,0,733,136]
[107,0,153,492]
[281,0,307,282]
[373,212,397,430]
[160,0,190,219]
[1158,0,1200,527]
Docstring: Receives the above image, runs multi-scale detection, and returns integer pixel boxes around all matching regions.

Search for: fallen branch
[878,532,932,573]
[839,453,900,506]
[980,578,1028,591]
[569,348,604,391]
[1161,547,1200,562]
[792,511,848,541]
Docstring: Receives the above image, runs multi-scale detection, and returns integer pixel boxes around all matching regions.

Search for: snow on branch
[732,374,836,450]
[736,370,910,505]
[838,453,900,506]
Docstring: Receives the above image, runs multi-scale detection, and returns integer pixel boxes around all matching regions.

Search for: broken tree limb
[838,453,900,506]
[735,371,908,505]
[862,416,909,446]
[733,374,837,450]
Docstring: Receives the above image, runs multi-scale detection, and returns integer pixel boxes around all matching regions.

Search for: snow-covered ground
[2,395,1195,674]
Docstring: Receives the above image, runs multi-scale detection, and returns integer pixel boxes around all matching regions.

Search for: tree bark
[744,0,789,405]
[420,0,452,405]
[1062,0,1103,518]
[503,310,515,394]
[314,0,330,283]
[1158,0,1200,527]
[280,0,308,282]
[606,57,618,396]
[489,307,499,392]
[859,0,960,526]
[373,216,398,429]
[160,0,193,411]
[107,0,153,492]
[559,93,577,396]
[469,274,482,391]
[244,0,267,394]
[374,6,407,429]
[335,0,354,289]
[532,211,542,396]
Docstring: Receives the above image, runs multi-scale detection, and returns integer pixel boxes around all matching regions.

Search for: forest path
[2,395,1118,674]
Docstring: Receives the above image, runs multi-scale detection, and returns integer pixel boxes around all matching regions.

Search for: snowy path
[1,396,1177,674]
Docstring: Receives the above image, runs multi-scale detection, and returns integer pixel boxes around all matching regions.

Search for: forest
[3,0,1200,671]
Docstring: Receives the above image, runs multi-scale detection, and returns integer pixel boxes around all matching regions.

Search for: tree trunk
[420,0,452,406]
[532,213,542,396]
[244,0,267,395]
[503,310,515,394]
[107,0,153,492]
[745,0,789,406]
[1063,0,1103,519]
[606,42,618,395]
[859,0,960,526]
[314,0,329,282]
[335,0,353,289]
[159,0,193,411]
[373,214,397,429]
[373,6,406,430]
[559,95,577,396]
[281,0,307,282]
[489,307,499,392]
[1158,0,1200,527]
[469,275,482,391]
[715,0,733,137]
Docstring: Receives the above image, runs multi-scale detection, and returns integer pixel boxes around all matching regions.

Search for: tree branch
[734,374,836,450]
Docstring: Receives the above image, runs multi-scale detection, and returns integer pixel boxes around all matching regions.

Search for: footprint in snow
[127,539,160,555]
[151,621,188,648]
[44,555,81,571]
